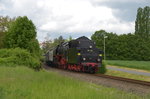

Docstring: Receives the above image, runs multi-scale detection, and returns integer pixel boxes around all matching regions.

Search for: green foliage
[91,29,150,61]
[0,32,5,48]
[0,16,14,48]
[135,6,150,38]
[0,66,148,99]
[91,30,117,51]
[28,39,42,58]
[4,16,41,57]
[98,61,107,74]
[0,48,41,69]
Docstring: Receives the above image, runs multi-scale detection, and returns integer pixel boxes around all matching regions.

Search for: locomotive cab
[67,36,103,73]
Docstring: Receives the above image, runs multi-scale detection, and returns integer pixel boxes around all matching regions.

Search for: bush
[0,48,41,69]
[98,61,107,74]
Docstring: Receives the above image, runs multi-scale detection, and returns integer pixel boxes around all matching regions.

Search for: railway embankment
[44,65,150,95]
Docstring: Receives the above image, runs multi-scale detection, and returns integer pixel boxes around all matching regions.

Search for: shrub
[0,48,41,69]
[98,61,107,74]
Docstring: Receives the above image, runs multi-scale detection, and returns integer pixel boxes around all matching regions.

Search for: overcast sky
[0,0,149,42]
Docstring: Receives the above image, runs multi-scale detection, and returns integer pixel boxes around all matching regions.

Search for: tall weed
[0,48,41,69]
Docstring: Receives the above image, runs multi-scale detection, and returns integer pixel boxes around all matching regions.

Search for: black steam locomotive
[45,36,103,73]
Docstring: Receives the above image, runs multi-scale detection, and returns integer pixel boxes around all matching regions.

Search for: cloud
[90,0,150,22]
[0,2,6,13]
[0,0,148,41]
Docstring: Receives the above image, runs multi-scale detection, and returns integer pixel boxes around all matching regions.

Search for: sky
[0,0,149,42]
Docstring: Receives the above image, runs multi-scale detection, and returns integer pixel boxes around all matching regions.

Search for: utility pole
[104,35,108,61]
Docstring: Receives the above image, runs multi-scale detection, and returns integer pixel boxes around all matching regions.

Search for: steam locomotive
[45,36,103,73]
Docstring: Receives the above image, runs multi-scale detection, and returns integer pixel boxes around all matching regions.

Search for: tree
[143,6,150,37]
[135,6,150,38]
[41,35,65,54]
[41,39,53,54]
[54,36,65,44]
[0,16,14,48]
[91,30,106,50]
[5,16,40,56]
[0,32,5,48]
[135,7,143,35]
[91,30,118,59]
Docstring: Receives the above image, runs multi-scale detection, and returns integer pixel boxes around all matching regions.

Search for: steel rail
[94,74,150,86]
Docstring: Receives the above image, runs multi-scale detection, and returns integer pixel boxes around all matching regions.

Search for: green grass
[0,48,41,69]
[0,66,149,99]
[106,60,150,71]
[106,69,150,82]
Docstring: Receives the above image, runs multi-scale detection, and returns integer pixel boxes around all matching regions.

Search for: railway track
[94,74,150,86]
[44,65,150,94]
[44,65,150,87]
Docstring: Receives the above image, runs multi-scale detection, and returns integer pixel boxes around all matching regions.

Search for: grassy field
[106,69,150,82]
[106,60,150,71]
[0,66,149,99]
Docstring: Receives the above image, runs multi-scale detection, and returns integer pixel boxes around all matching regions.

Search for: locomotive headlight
[83,58,86,60]
[99,54,102,56]
[97,58,101,61]
[77,53,81,55]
